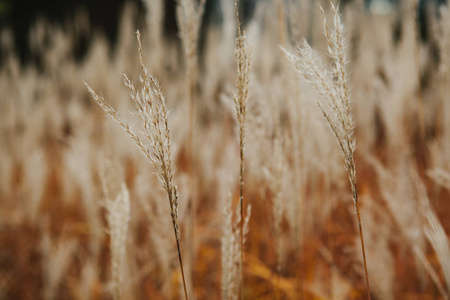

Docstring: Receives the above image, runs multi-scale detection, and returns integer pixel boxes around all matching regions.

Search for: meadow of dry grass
[1,0,450,299]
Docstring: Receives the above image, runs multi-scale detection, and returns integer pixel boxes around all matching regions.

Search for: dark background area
[1,0,144,64]
[0,0,445,67]
[0,0,258,66]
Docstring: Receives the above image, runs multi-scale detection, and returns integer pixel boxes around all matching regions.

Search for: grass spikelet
[233,0,252,298]
[283,3,370,299]
[222,193,252,300]
[106,184,130,300]
[85,31,189,300]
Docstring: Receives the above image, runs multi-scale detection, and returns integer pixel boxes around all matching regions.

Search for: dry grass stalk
[143,0,163,47]
[268,137,285,300]
[106,184,130,300]
[425,207,450,294]
[85,31,189,300]
[176,0,206,75]
[222,193,251,300]
[284,3,371,299]
[276,0,287,48]
[428,168,450,190]
[233,0,252,298]
[414,245,449,300]
[41,233,78,300]
[175,0,206,276]
[176,0,206,168]
[264,137,285,275]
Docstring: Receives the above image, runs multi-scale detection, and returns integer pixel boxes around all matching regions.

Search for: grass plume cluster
[86,31,188,300]
[284,4,370,298]
[232,0,252,298]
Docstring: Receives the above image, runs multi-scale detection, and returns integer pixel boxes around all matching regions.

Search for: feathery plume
[85,31,189,300]
[283,3,370,299]
[106,184,130,300]
[222,193,251,300]
[233,0,252,298]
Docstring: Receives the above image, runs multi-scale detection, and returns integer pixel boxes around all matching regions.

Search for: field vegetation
[1,0,450,299]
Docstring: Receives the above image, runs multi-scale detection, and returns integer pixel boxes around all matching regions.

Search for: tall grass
[232,0,252,298]
[284,4,371,299]
[85,31,189,300]
[106,184,130,300]
[176,0,206,173]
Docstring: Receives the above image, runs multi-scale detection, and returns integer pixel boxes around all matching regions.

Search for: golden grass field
[1,0,450,299]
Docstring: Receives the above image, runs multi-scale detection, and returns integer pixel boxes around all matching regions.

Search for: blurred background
[0,0,260,65]
[0,0,447,65]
